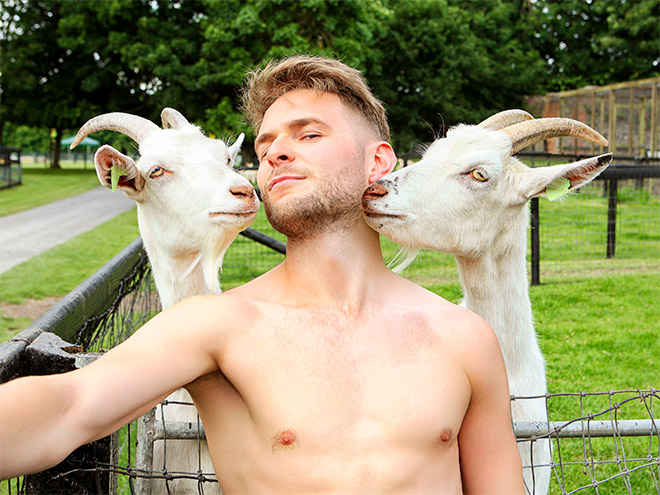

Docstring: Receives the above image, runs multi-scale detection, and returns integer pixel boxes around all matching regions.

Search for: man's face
[255,89,372,239]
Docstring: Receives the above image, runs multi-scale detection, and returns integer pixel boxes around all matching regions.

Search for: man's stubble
[263,162,367,240]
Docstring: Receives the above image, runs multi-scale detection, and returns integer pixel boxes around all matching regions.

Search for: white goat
[362,110,611,495]
[72,108,259,494]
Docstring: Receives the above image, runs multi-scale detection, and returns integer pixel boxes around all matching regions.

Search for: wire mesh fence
[515,389,659,495]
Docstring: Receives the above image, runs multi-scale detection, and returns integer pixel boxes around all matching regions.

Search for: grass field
[0,168,658,494]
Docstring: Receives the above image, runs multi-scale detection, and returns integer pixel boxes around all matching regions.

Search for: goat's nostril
[230,185,254,197]
[363,182,389,199]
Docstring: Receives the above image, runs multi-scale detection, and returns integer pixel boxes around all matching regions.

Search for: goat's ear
[94,145,145,199]
[228,133,244,164]
[517,153,612,202]
[368,142,397,184]
[161,108,189,130]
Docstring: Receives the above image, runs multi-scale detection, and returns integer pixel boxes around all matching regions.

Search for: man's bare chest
[207,309,471,451]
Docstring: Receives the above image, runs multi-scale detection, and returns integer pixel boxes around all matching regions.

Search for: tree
[1,0,208,166]
[1,0,142,167]
[530,0,660,91]
[197,0,390,162]
[370,0,546,152]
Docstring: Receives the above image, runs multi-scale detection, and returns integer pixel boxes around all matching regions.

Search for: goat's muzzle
[362,182,389,200]
[230,184,255,198]
[362,182,392,217]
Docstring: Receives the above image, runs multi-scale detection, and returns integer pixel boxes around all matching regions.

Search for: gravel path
[0,187,135,275]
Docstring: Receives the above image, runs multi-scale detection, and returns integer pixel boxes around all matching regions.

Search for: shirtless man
[0,55,524,493]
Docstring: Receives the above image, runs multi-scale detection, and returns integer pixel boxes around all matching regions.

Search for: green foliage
[1,0,657,155]
[374,0,546,150]
[198,0,390,141]
[529,0,660,91]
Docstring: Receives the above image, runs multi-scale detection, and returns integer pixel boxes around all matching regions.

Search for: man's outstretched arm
[457,317,525,494]
[0,295,226,479]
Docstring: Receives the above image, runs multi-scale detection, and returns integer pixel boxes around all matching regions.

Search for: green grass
[535,181,660,261]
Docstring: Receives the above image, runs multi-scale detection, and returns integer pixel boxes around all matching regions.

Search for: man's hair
[240,55,390,141]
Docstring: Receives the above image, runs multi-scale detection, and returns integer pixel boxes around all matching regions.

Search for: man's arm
[457,316,525,494]
[0,295,227,480]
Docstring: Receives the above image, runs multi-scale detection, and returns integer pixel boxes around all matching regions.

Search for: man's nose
[265,137,293,167]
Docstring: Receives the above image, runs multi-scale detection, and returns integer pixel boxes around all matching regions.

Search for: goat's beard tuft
[264,170,366,240]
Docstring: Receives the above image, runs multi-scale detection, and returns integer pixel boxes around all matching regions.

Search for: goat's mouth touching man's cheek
[361,182,408,222]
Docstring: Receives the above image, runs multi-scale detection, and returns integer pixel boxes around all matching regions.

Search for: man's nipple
[436,427,453,445]
[272,429,298,451]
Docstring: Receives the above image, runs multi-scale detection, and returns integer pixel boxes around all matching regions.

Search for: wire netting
[515,389,659,495]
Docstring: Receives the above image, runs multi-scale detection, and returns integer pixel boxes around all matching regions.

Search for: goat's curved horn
[503,118,608,155]
[70,113,160,149]
[161,108,190,130]
[478,110,533,130]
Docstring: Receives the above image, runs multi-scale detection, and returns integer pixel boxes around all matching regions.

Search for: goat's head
[71,109,259,299]
[362,110,612,262]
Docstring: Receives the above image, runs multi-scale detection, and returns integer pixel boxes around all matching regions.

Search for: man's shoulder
[386,274,467,318]
[162,290,265,334]
[389,277,494,343]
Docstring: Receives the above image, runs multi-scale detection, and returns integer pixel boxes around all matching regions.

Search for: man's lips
[268,175,305,191]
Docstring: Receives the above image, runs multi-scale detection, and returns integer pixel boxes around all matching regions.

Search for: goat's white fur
[362,117,611,495]
[85,110,259,494]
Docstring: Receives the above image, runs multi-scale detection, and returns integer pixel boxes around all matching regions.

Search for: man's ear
[94,145,145,199]
[368,142,397,184]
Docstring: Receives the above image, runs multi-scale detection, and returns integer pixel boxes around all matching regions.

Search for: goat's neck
[453,224,535,368]
[147,249,218,309]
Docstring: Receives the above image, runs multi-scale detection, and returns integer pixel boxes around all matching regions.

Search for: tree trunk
[50,127,62,169]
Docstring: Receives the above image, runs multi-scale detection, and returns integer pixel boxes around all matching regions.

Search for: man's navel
[272,429,298,452]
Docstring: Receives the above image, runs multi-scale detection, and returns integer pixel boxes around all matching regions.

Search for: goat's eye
[469,168,489,182]
[226,157,232,166]
[149,166,164,178]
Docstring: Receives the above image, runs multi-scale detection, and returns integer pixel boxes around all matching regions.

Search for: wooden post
[530,197,540,286]
[135,408,156,495]
[591,91,596,155]
[608,90,617,155]
[628,87,634,156]
[651,81,658,158]
[639,94,647,156]
[607,179,618,259]
[559,97,565,154]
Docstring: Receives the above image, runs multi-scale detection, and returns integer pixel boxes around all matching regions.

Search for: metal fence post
[530,197,541,286]
[607,178,618,258]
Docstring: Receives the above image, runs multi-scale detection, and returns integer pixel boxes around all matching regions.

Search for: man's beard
[264,171,366,240]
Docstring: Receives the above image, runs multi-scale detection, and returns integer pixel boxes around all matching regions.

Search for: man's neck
[275,219,388,312]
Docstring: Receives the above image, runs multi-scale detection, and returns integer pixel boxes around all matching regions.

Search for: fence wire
[514,389,659,495]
